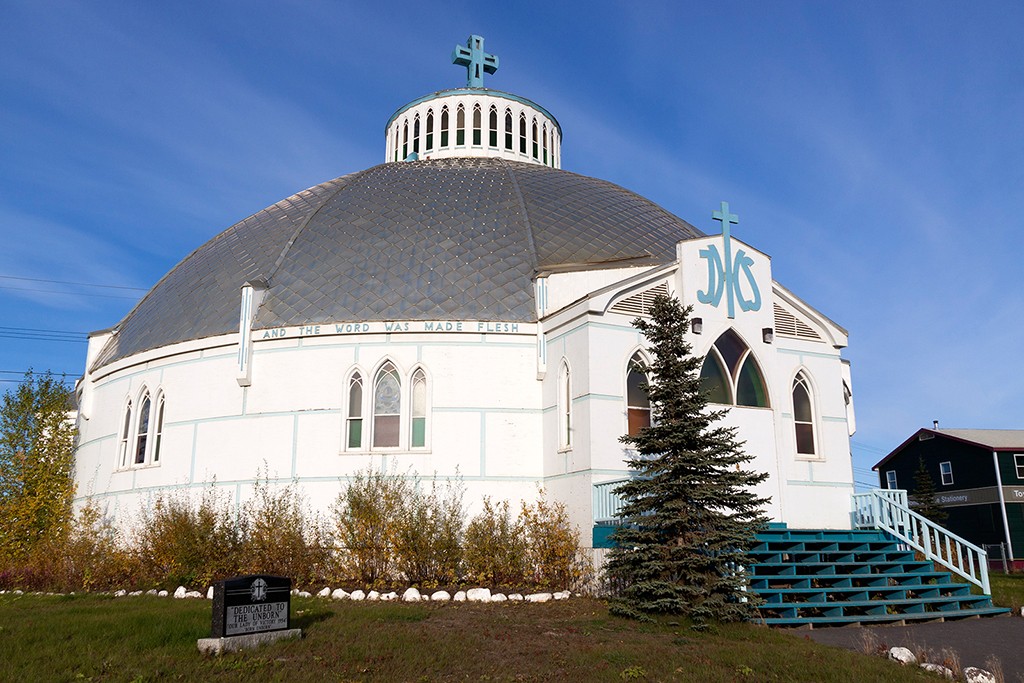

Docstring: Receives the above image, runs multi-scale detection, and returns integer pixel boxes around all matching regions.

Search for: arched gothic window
[347,372,363,449]
[542,124,548,164]
[152,393,165,463]
[532,120,539,158]
[626,352,651,436]
[698,329,769,407]
[488,106,498,147]
[504,110,513,150]
[134,392,151,465]
[393,127,399,162]
[119,400,132,468]
[559,362,572,448]
[456,105,466,146]
[425,110,434,151]
[519,114,527,154]
[472,105,482,145]
[373,363,401,448]
[793,373,816,456]
[413,115,420,154]
[402,120,408,159]
[411,369,427,448]
[440,106,449,147]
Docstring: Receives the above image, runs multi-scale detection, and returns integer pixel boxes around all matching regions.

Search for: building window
[1016,454,1024,480]
[543,124,548,164]
[532,120,539,158]
[347,372,363,449]
[559,362,571,448]
[792,372,815,456]
[119,400,132,468]
[504,110,513,150]
[413,115,420,154]
[698,329,768,408]
[519,114,527,154]
[940,461,953,486]
[411,369,427,448]
[440,106,449,148]
[472,105,482,146]
[626,352,651,436]
[153,394,165,463]
[373,362,401,448]
[886,470,898,489]
[393,128,399,162]
[489,106,498,147]
[456,105,465,146]
[402,120,408,159]
[134,392,151,465]
[425,110,434,151]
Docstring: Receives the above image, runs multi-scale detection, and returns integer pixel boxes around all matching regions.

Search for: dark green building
[875,428,1024,569]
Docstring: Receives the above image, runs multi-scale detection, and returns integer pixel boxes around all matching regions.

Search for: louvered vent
[610,282,670,316]
[773,303,822,340]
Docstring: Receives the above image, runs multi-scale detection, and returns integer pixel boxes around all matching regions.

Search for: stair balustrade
[852,488,990,595]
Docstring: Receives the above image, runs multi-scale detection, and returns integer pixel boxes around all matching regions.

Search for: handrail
[853,488,991,595]
[593,478,630,524]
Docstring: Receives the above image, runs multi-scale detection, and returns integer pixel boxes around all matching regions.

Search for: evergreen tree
[605,296,770,627]
[909,457,948,524]
[0,371,77,560]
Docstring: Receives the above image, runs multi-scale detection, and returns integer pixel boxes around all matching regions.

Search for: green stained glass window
[411,369,426,448]
[699,353,731,405]
[736,355,768,407]
[505,110,513,149]
[347,373,363,449]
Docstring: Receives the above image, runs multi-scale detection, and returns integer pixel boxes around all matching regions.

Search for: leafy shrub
[394,477,465,585]
[332,468,407,583]
[464,497,527,586]
[520,490,591,590]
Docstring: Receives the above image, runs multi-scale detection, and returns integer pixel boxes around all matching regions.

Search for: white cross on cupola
[451,35,498,88]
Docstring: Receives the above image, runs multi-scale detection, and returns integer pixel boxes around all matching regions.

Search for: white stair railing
[852,488,991,595]
[593,478,629,524]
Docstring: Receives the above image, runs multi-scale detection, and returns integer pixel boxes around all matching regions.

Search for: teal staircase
[749,524,1009,628]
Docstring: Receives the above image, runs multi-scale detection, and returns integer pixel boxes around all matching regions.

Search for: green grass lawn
[0,593,934,683]
[988,572,1024,612]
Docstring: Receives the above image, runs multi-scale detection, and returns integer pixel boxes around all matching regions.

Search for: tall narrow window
[347,373,363,449]
[940,461,953,486]
[373,363,401,448]
[134,393,151,465]
[119,401,132,468]
[413,115,420,154]
[792,373,815,456]
[153,395,165,463]
[472,105,482,146]
[626,353,651,436]
[489,106,498,147]
[559,362,572,448]
[440,107,449,147]
[504,110,513,149]
[393,128,399,162]
[411,369,427,448]
[532,120,539,158]
[519,114,527,153]
[886,470,898,489]
[425,110,434,151]
[542,124,548,164]
[456,106,465,146]
[402,120,408,159]
[699,353,731,405]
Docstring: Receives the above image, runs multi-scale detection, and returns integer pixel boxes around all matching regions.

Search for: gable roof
[874,428,1024,470]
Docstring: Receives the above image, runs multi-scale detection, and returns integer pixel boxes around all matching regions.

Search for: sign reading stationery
[210,575,291,638]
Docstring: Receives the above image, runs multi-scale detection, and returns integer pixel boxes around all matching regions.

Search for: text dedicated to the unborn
[226,602,288,636]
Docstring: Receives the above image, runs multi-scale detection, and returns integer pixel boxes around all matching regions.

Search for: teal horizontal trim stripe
[432,406,542,414]
[786,480,855,488]
[76,433,117,450]
[821,416,848,423]
[573,393,621,403]
[165,408,341,429]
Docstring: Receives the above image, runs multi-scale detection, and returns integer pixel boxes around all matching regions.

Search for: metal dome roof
[93,157,702,369]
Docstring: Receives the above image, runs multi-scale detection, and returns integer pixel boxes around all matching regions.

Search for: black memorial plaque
[210,575,291,638]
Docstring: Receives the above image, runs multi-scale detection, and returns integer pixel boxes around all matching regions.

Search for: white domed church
[74,36,857,551]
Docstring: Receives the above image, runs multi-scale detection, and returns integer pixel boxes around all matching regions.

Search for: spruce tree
[909,457,948,524]
[605,296,769,627]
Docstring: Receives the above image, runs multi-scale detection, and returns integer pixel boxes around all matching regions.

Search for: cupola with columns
[384,35,562,167]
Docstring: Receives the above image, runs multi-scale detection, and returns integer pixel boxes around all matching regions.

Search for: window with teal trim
[347,372,363,449]
[373,363,401,448]
[519,114,527,154]
[440,106,449,148]
[456,105,465,146]
[411,369,427,448]
[542,124,548,164]
[425,110,434,151]
[532,120,539,158]
[699,329,769,408]
[402,120,408,159]
[504,110,513,150]
[489,106,498,147]
[413,115,420,154]
[472,105,482,146]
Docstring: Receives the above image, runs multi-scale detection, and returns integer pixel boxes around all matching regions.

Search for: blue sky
[1,1,1022,488]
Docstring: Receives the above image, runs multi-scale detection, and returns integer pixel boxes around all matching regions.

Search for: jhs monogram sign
[697,202,761,319]
[210,575,291,638]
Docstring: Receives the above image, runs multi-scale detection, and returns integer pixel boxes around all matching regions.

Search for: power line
[0,274,148,291]
[0,370,77,375]
[0,285,139,300]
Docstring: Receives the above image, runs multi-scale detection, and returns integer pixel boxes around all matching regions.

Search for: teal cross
[452,35,498,88]
[712,202,740,318]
